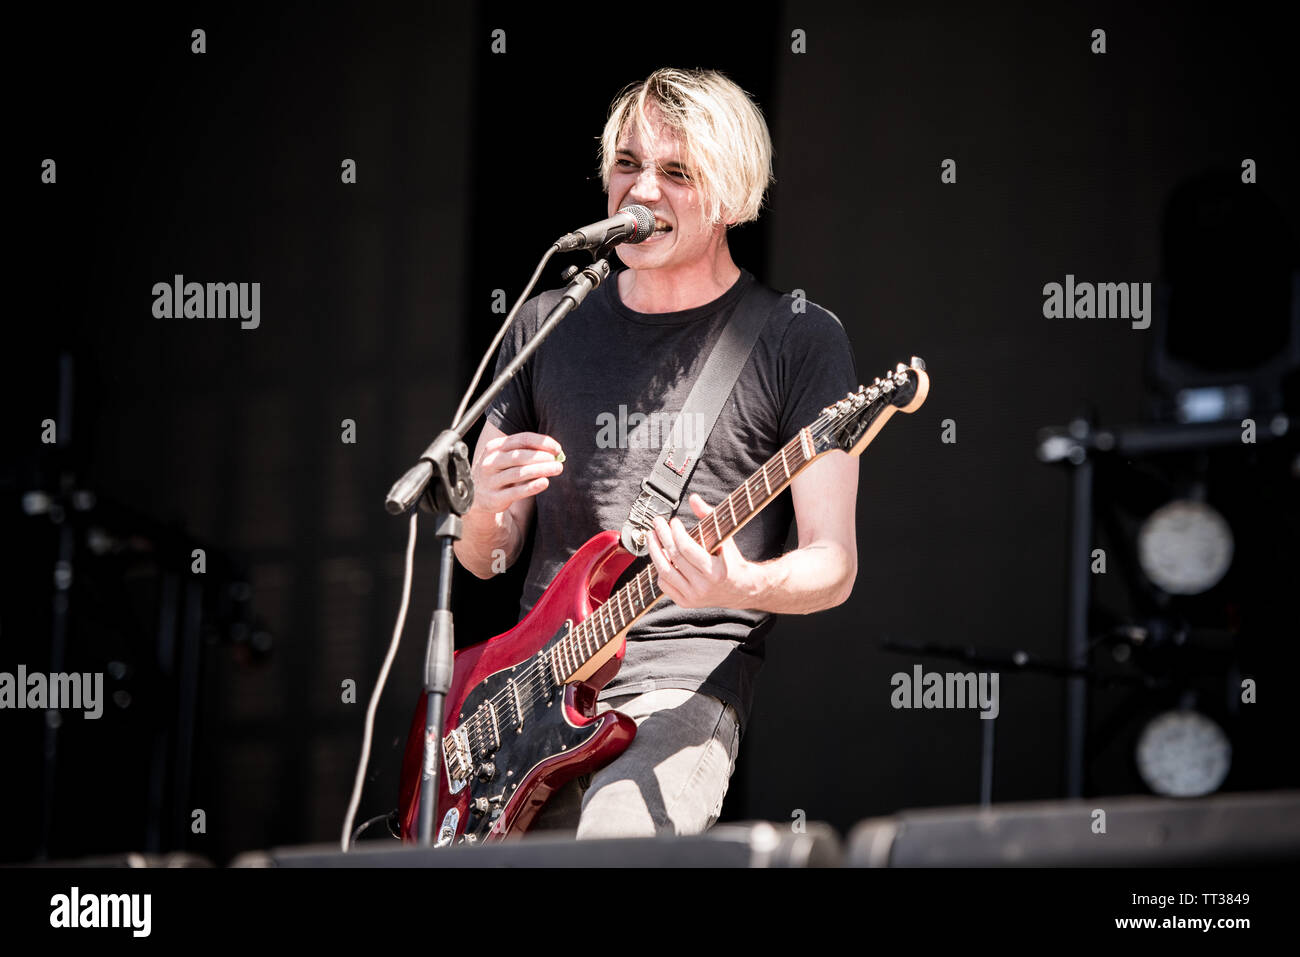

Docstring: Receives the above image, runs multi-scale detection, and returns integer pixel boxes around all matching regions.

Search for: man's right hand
[471,430,565,515]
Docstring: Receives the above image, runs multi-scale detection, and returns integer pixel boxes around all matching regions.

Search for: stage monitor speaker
[847,790,1300,866]
[232,821,840,868]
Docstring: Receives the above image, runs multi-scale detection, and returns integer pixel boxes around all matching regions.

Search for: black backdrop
[5,2,1297,864]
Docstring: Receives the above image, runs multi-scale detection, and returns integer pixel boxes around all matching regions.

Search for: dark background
[4,2,1297,864]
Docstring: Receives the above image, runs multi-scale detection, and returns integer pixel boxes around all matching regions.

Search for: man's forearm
[453,508,521,580]
[745,541,856,614]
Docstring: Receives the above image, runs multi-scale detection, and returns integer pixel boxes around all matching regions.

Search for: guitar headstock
[811,357,930,457]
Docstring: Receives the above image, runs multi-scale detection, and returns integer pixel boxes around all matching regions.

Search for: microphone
[554,205,656,252]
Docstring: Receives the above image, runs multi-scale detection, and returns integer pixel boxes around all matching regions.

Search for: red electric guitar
[398,358,930,845]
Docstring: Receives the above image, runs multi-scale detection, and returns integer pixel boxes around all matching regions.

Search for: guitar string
[448,388,894,767]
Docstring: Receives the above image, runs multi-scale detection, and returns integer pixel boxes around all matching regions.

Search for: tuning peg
[896,362,907,373]
[910,356,926,371]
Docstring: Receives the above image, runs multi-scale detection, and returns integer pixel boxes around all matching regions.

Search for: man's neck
[617,247,743,314]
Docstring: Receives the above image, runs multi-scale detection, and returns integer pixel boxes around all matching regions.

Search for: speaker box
[847,789,1300,866]
[232,821,840,868]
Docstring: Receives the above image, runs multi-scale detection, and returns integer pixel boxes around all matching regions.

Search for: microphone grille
[622,205,656,244]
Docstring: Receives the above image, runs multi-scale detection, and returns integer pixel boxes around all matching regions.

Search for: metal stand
[880,637,1150,806]
[1062,422,1094,799]
[385,252,613,846]
[979,717,995,806]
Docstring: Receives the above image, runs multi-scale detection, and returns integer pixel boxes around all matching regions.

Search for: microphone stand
[880,637,1159,808]
[385,249,614,847]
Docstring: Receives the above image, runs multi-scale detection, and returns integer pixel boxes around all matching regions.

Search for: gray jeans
[529,688,741,839]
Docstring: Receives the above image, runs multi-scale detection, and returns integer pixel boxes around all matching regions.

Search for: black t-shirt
[486,266,858,729]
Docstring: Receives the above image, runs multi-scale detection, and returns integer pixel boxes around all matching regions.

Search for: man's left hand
[648,493,761,610]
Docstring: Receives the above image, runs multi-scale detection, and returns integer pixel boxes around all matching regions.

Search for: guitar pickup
[484,701,501,751]
[508,678,524,731]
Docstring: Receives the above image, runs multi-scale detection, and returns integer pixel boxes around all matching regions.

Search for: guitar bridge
[443,727,473,793]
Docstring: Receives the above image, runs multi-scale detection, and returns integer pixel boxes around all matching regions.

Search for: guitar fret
[780,445,791,478]
[762,464,771,496]
[727,495,738,529]
[744,479,753,511]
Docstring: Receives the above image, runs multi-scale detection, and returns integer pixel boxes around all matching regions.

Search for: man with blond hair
[454,68,859,838]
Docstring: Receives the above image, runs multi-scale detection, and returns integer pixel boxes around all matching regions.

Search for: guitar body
[398,530,638,845]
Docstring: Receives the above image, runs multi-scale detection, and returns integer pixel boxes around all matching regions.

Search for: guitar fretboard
[546,426,818,684]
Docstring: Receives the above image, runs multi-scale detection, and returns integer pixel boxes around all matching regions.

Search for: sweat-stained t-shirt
[485,266,858,731]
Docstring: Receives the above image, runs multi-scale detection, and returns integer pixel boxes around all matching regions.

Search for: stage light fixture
[1136,499,1234,595]
[1135,709,1231,797]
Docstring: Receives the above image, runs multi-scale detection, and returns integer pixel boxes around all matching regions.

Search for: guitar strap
[618,277,786,556]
